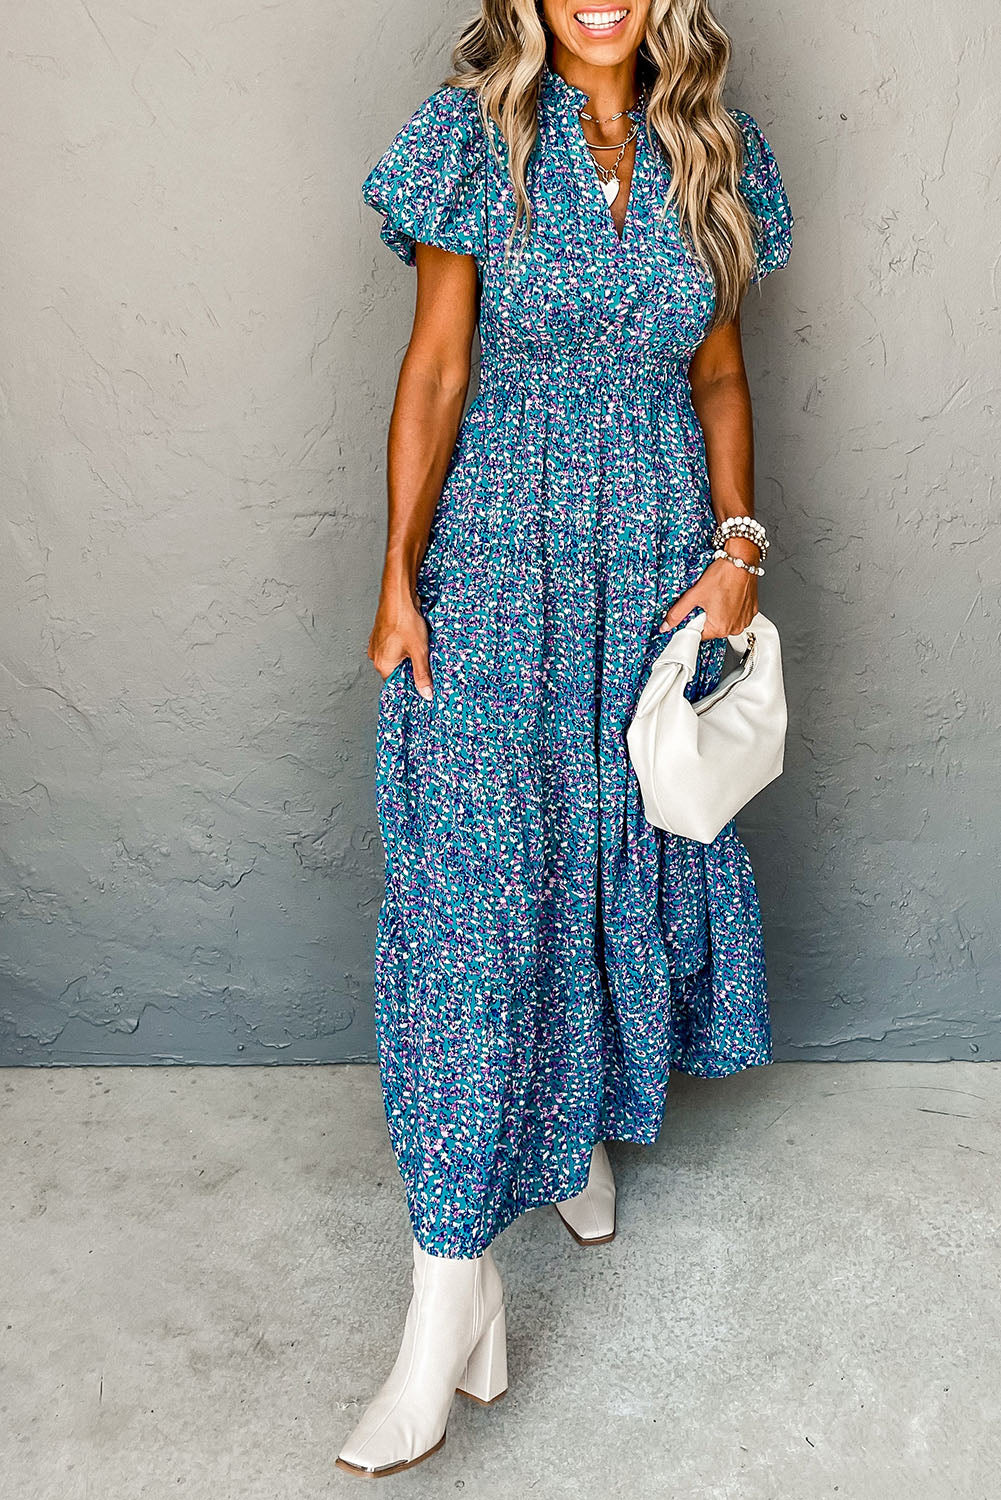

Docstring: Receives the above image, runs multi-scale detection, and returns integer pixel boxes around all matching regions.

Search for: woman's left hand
[661,551,758,639]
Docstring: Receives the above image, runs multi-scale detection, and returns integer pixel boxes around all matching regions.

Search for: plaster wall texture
[1,1,998,1065]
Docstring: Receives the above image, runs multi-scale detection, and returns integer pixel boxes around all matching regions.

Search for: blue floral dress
[361,62,793,1257]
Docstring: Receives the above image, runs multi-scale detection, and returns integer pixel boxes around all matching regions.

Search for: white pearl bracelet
[712,515,769,557]
[713,547,765,577]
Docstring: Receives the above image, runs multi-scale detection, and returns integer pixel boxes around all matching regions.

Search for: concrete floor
[2,1061,999,1499]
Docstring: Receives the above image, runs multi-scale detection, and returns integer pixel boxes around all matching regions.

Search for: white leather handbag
[626,610,788,844]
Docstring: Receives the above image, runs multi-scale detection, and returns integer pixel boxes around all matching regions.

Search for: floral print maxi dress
[361,62,793,1257]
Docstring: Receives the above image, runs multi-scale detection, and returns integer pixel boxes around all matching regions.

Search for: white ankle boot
[336,1236,507,1478]
[553,1141,617,1245]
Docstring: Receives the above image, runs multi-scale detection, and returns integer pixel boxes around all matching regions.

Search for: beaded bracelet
[713,547,765,578]
[713,528,768,557]
[712,515,769,556]
[718,520,767,548]
[716,513,766,539]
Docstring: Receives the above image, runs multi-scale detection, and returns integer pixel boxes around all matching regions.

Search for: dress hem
[407,1050,773,1257]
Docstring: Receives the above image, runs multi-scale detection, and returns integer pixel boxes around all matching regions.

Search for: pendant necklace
[578,91,646,207]
[582,117,641,206]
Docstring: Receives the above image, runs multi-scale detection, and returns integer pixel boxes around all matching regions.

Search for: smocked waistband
[478,344,690,393]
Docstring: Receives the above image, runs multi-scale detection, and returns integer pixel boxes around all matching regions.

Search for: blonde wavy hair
[447,0,758,329]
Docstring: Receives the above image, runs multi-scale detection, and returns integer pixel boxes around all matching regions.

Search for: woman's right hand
[368,592,433,701]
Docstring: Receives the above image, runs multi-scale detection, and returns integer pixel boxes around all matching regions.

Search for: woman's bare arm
[664,311,762,638]
[368,242,480,697]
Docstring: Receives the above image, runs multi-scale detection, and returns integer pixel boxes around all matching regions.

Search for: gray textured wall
[1,2,998,1065]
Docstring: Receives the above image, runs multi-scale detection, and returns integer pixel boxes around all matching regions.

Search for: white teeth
[574,9,629,29]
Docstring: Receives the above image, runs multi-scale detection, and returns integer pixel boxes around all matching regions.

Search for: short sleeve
[361,85,487,266]
[730,109,794,285]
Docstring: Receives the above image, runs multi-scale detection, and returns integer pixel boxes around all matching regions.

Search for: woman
[339,0,793,1476]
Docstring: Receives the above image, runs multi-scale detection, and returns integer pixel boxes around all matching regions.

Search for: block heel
[456,1303,508,1405]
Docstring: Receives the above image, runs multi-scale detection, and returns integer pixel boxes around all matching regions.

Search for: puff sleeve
[361,85,487,266]
[730,109,794,284]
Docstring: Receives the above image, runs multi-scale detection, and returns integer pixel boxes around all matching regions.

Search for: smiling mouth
[573,8,630,34]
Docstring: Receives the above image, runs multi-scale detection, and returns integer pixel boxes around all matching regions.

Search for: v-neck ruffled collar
[539,59,650,249]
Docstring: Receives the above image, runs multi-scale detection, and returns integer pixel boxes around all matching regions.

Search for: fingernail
[419,686,432,701]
